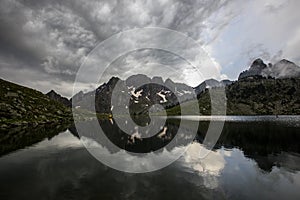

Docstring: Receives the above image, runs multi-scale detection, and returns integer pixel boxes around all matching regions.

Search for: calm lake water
[0,116,300,200]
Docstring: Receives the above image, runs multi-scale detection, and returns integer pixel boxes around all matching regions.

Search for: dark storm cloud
[0,0,97,82]
[0,0,236,97]
[1,0,300,96]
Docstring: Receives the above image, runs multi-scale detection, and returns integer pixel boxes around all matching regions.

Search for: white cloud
[206,0,300,79]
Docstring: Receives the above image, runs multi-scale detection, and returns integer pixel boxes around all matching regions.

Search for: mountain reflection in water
[0,116,300,200]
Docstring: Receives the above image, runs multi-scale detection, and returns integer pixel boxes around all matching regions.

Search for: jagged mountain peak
[152,76,164,85]
[239,58,300,80]
[46,89,58,95]
[276,59,295,65]
[250,58,267,70]
[46,89,63,98]
[46,90,71,107]
[165,78,174,84]
[126,74,151,87]
[252,58,264,64]
[267,59,300,78]
[108,76,120,83]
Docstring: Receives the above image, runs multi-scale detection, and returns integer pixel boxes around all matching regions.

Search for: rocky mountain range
[51,58,300,116]
[72,75,194,115]
[1,57,299,128]
[70,74,235,115]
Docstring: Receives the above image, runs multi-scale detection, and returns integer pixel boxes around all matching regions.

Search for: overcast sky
[1,0,300,97]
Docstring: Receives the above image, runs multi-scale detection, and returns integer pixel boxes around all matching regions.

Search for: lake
[0,116,300,200]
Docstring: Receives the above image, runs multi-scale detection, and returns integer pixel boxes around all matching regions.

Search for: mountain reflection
[68,116,300,172]
[1,129,300,200]
[1,116,300,173]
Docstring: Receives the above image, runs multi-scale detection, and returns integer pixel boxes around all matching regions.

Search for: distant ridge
[46,90,71,107]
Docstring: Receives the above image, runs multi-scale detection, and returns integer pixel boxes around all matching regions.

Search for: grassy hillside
[166,77,300,115]
[0,78,72,128]
[226,77,300,115]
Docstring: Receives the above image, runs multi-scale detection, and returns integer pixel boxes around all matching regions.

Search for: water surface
[0,116,300,200]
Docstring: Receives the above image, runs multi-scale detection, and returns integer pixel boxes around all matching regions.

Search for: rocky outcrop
[238,58,300,80]
[238,58,267,80]
[262,59,300,78]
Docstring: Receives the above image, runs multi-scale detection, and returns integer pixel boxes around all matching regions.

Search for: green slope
[0,78,72,128]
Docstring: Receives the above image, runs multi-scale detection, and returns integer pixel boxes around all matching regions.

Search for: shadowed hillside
[0,78,72,129]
